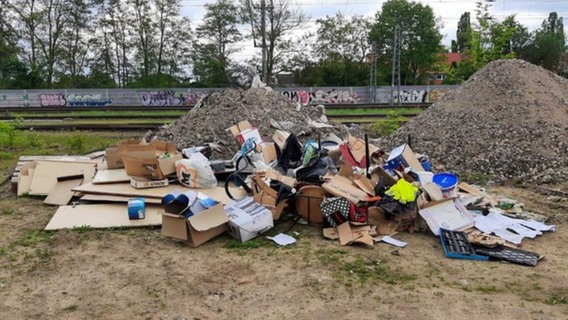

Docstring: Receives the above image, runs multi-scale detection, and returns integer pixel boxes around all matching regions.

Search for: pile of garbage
[148,87,353,160]
[390,59,568,184]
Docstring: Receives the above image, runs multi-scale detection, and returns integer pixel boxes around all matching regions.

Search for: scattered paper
[375,235,408,248]
[266,233,296,246]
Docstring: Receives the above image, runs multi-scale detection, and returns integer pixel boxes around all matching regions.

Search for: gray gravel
[389,59,568,184]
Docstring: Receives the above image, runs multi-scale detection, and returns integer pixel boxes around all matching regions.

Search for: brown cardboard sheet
[80,194,162,204]
[45,204,163,230]
[29,160,96,195]
[92,169,130,184]
[44,175,84,206]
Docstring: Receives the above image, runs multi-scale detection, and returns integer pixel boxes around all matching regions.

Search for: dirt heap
[147,87,351,159]
[390,59,568,184]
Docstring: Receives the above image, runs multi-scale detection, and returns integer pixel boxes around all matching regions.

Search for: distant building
[429,52,463,85]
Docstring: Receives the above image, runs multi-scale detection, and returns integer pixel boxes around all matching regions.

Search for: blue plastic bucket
[128,198,146,220]
[432,173,458,198]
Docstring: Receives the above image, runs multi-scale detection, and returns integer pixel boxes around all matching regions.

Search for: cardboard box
[161,204,228,247]
[130,176,169,189]
[105,140,143,169]
[386,144,425,172]
[322,175,370,204]
[224,197,274,242]
[120,139,182,180]
[228,120,263,146]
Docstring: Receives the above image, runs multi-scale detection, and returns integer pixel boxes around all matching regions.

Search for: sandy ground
[0,181,567,320]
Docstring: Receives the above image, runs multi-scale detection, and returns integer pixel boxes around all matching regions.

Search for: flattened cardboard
[228,120,253,137]
[322,175,369,204]
[418,199,475,235]
[264,168,297,188]
[80,194,162,204]
[29,160,96,195]
[458,182,485,196]
[353,175,376,196]
[337,222,373,246]
[17,163,36,196]
[161,204,228,247]
[370,166,398,187]
[367,206,398,235]
[45,204,163,230]
[323,227,339,240]
[92,169,130,184]
[44,174,84,206]
[73,182,244,205]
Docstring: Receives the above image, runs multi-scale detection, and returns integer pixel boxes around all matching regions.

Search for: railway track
[1,103,428,131]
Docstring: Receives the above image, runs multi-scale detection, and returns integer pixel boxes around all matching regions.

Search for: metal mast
[391,24,401,105]
[369,47,377,103]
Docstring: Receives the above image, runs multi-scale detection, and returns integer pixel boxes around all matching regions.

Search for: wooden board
[73,182,247,204]
[29,161,97,195]
[80,194,162,204]
[45,204,164,230]
[92,169,130,184]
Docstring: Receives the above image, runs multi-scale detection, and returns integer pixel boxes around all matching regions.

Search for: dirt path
[0,181,567,320]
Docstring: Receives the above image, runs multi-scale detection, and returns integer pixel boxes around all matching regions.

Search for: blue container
[420,156,432,171]
[432,173,458,198]
[128,198,146,220]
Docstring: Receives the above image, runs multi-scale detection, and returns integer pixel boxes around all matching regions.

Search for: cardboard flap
[228,120,253,137]
[353,175,376,196]
[323,227,339,240]
[188,204,228,231]
[264,169,297,188]
[322,175,369,204]
[337,222,373,246]
[422,182,445,201]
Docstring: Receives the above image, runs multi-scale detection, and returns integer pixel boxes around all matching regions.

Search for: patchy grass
[13,230,53,247]
[545,294,567,305]
[224,237,273,252]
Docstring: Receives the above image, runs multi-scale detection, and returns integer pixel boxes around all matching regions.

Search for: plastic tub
[432,173,458,198]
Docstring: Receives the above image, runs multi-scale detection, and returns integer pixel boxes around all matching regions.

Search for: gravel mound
[389,59,568,184]
[147,88,351,159]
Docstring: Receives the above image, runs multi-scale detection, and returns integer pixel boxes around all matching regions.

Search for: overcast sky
[181,0,567,60]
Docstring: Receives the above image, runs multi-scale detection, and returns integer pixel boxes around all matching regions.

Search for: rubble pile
[390,59,568,184]
[148,88,350,159]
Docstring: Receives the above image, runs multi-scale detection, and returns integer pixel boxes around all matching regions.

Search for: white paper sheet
[266,233,296,246]
[379,235,408,248]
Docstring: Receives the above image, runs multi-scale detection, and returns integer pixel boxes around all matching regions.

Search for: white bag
[175,152,217,189]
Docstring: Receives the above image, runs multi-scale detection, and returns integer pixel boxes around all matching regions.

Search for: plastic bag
[175,152,217,189]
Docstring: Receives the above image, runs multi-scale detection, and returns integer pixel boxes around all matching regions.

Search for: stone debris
[147,88,351,159]
[389,59,568,184]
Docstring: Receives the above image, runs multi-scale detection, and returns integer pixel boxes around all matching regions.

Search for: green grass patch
[475,285,500,293]
[10,110,186,118]
[325,107,423,116]
[13,230,53,247]
[339,255,416,285]
[224,237,273,251]
[545,294,567,305]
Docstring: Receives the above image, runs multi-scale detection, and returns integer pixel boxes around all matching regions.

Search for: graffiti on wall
[67,93,112,106]
[281,88,360,105]
[40,94,66,107]
[139,90,184,106]
[393,90,427,103]
[183,92,206,105]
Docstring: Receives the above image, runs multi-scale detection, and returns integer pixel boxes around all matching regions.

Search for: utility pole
[260,0,267,83]
[391,24,401,105]
[368,48,378,103]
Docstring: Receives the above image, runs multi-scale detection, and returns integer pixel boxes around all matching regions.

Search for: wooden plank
[45,204,164,230]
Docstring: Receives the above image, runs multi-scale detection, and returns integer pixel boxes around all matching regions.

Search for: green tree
[520,12,565,72]
[456,12,472,53]
[239,0,308,85]
[309,13,372,86]
[192,0,241,87]
[369,0,443,85]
